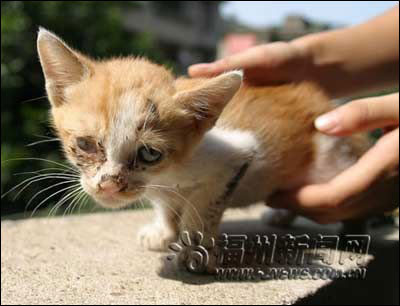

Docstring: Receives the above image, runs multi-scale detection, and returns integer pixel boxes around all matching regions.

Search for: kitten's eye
[76,137,97,153]
[137,146,162,164]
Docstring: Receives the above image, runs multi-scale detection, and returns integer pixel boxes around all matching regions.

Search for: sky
[220,1,399,28]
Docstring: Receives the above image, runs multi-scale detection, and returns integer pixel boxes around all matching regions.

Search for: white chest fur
[152,127,274,208]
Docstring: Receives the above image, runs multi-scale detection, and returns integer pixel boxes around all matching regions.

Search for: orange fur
[175,78,370,188]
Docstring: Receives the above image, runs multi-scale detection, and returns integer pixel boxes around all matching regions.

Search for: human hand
[270,93,399,224]
[188,41,313,86]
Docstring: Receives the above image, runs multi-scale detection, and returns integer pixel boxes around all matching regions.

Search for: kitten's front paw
[138,223,177,252]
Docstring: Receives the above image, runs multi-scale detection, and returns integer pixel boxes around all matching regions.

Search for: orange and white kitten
[37,29,370,251]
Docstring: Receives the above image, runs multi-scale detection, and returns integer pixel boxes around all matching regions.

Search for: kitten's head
[37,28,242,209]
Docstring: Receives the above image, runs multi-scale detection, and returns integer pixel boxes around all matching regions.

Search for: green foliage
[1,1,171,216]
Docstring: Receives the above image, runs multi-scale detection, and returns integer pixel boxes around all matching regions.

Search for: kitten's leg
[138,202,180,251]
[178,202,226,273]
[179,202,225,248]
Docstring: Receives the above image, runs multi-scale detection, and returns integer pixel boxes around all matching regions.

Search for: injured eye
[76,137,97,154]
[137,146,162,164]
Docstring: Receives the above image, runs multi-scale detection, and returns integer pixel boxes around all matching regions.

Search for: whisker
[77,193,90,215]
[48,187,82,217]
[142,193,185,228]
[20,96,47,104]
[146,184,205,233]
[138,198,146,210]
[12,175,79,201]
[90,202,98,213]
[137,199,143,209]
[31,184,82,217]
[25,181,81,211]
[70,190,87,215]
[74,191,88,214]
[32,134,56,140]
[64,189,85,216]
[143,185,204,233]
[13,168,80,177]
[2,174,79,200]
[1,158,79,174]
[26,138,61,147]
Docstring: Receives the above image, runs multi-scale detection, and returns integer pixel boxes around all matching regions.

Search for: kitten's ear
[174,71,242,132]
[37,27,92,106]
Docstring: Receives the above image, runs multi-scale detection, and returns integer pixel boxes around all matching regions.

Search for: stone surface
[1,205,398,305]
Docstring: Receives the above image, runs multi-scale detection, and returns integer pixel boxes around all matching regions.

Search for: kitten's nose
[98,174,127,195]
[98,180,121,195]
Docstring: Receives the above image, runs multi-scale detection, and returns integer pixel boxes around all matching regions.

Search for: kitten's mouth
[94,189,144,209]
[81,179,144,209]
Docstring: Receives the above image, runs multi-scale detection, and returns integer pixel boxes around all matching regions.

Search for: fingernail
[315,112,339,132]
[189,63,212,71]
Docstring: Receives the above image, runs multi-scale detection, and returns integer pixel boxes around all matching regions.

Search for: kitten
[37,28,370,252]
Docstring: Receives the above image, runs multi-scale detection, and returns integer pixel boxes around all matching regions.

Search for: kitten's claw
[137,223,177,252]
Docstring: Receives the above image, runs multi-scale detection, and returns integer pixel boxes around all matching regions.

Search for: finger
[270,190,364,224]
[284,129,399,209]
[267,195,333,223]
[188,46,268,77]
[268,191,330,219]
[188,63,217,77]
[288,169,398,223]
[343,173,400,218]
[315,93,399,136]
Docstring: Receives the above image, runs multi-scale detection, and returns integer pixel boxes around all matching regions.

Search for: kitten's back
[175,79,371,188]
[220,82,371,187]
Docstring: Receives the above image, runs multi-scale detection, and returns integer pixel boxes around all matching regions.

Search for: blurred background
[1,1,398,219]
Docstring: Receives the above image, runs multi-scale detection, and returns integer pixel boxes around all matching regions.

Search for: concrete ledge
[1,205,398,305]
